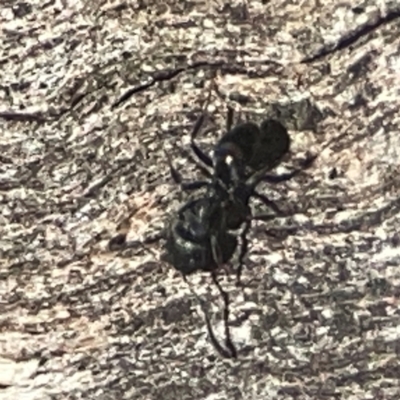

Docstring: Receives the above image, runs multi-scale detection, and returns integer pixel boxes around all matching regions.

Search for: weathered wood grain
[1,1,400,399]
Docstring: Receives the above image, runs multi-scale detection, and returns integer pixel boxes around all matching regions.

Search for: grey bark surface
[1,0,400,399]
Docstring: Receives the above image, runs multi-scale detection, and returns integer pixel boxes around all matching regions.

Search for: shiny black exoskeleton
[164,192,238,275]
[162,106,314,358]
[164,110,295,278]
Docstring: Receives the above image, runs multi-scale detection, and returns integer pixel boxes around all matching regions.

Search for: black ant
[161,98,316,358]
[164,107,313,282]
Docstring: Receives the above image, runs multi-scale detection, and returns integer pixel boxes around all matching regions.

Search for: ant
[161,95,316,359]
[164,107,313,283]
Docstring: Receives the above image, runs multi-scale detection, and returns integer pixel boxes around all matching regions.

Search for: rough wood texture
[1,1,400,399]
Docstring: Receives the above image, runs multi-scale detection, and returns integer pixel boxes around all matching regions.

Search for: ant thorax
[212,141,246,185]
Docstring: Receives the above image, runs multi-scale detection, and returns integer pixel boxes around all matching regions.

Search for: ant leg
[164,148,210,192]
[212,78,235,133]
[251,213,277,222]
[210,234,223,265]
[210,235,237,358]
[261,153,318,184]
[262,170,303,184]
[211,271,237,358]
[247,153,317,188]
[252,191,285,216]
[185,150,213,181]
[182,275,234,359]
[226,106,234,132]
[189,86,238,172]
[190,113,214,168]
[236,219,251,287]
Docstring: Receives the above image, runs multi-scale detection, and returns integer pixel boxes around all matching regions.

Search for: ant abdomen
[163,197,238,276]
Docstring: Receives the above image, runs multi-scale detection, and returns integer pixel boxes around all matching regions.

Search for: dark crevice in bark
[302,8,400,63]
